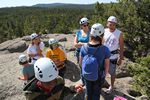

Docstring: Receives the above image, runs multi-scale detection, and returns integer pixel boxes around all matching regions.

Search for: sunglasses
[82,24,89,27]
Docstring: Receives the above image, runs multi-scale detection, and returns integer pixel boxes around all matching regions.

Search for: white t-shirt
[27,42,45,64]
[103,28,122,59]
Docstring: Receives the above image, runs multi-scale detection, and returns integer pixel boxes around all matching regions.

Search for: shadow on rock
[64,60,80,82]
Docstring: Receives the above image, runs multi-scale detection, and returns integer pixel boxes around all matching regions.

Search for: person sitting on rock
[18,54,35,81]
[24,58,65,100]
[27,33,45,64]
[46,38,67,78]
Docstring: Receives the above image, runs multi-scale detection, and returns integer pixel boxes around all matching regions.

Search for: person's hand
[106,73,111,78]
[117,58,122,66]
[78,42,87,45]
[75,84,84,93]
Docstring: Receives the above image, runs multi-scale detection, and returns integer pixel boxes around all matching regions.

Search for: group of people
[18,15,124,100]
[18,33,67,99]
[74,16,124,100]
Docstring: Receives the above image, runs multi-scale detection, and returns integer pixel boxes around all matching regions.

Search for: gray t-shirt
[22,64,34,80]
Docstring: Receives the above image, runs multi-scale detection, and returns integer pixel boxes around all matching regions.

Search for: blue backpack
[82,45,100,81]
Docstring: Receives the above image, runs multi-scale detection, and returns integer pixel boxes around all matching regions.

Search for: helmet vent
[39,74,43,78]
[55,68,57,71]
[49,75,53,77]
[52,64,55,68]
[39,71,42,73]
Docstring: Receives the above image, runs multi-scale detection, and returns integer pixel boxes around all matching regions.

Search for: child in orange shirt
[46,38,67,78]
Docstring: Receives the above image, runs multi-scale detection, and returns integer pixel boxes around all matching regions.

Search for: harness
[110,49,119,64]
[33,83,64,100]
[32,57,38,60]
[24,78,64,99]
[110,49,119,54]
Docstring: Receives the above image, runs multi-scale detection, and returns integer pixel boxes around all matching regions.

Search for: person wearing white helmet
[103,16,124,93]
[27,33,45,64]
[76,23,110,100]
[18,54,34,81]
[74,17,91,63]
[24,58,64,100]
[46,38,67,78]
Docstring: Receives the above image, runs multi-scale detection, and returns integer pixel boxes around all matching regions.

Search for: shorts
[109,62,117,76]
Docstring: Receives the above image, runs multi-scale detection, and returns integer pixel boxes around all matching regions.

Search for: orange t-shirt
[46,47,66,62]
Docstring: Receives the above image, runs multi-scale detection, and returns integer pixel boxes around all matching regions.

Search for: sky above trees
[0,0,117,8]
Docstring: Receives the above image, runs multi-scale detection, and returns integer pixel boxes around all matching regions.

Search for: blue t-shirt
[76,30,90,51]
[80,44,110,70]
[22,64,35,80]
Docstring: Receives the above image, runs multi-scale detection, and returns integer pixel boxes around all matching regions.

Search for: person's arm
[118,33,124,65]
[74,35,86,48]
[35,42,45,57]
[105,58,110,74]
[74,84,85,93]
[36,45,42,55]
[74,35,81,48]
[79,56,83,68]
[102,37,105,44]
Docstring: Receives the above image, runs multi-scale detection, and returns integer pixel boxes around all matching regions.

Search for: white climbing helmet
[107,16,117,23]
[34,58,58,82]
[90,23,104,37]
[48,38,58,45]
[79,17,89,25]
[19,54,28,63]
[30,33,38,40]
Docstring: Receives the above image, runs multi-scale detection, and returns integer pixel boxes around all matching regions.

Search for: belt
[111,49,119,54]
[110,59,118,64]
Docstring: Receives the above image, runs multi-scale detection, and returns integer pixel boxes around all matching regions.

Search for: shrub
[127,55,150,98]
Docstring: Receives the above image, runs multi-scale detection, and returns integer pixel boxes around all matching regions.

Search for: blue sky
[0,0,117,8]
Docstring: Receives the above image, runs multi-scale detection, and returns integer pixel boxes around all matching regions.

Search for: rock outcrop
[0,34,148,100]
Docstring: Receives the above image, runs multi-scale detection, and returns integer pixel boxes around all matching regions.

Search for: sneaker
[106,86,113,94]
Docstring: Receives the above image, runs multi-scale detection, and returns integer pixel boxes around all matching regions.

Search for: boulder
[22,36,31,41]
[116,59,132,78]
[7,41,27,53]
[0,38,28,53]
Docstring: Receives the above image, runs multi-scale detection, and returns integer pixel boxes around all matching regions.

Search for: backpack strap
[84,44,100,55]
[98,46,105,71]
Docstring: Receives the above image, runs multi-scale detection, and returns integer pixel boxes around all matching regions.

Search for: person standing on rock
[74,17,91,64]
[103,16,124,93]
[46,38,67,78]
[18,54,35,81]
[24,58,64,100]
[77,23,110,100]
[27,33,45,64]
